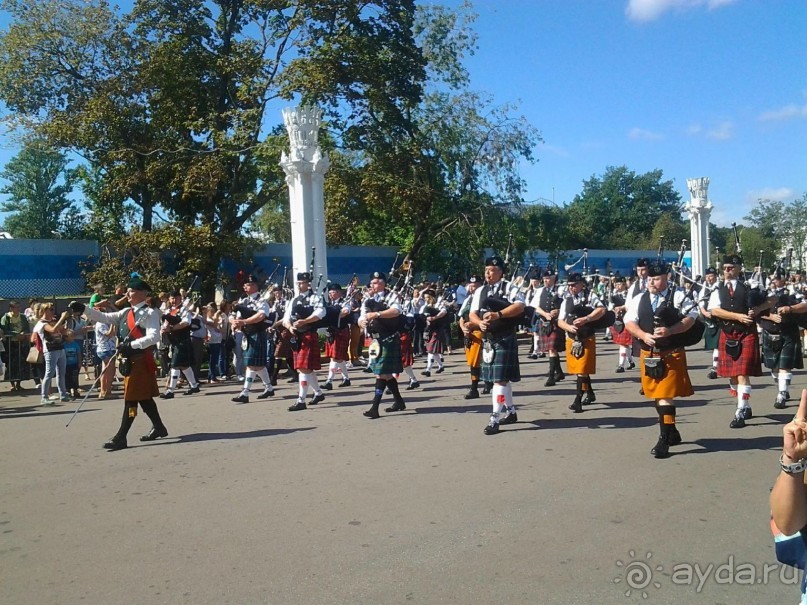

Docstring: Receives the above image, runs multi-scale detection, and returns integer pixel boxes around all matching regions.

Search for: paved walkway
[0,341,800,604]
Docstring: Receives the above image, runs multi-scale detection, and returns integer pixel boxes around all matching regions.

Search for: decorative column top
[686,177,711,209]
[282,106,322,160]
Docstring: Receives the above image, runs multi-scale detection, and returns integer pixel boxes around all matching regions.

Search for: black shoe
[483,422,500,435]
[363,366,373,373]
[481,383,492,395]
[554,371,565,382]
[499,411,518,425]
[464,388,480,400]
[385,403,406,412]
[287,375,299,383]
[435,366,444,374]
[775,392,787,409]
[103,436,127,451]
[407,380,420,390]
[538,352,546,358]
[651,437,670,458]
[160,391,174,399]
[310,393,325,405]
[231,394,249,403]
[257,389,274,400]
[544,375,557,387]
[707,369,717,380]
[628,361,636,370]
[363,408,380,419]
[288,400,307,412]
[639,388,644,395]
[668,427,682,446]
[422,370,431,377]
[529,354,538,360]
[569,397,583,413]
[322,381,333,391]
[581,392,596,405]
[729,414,746,428]
[785,390,791,401]
[140,426,168,442]
[339,379,351,388]
[184,385,200,395]
[615,366,625,374]
[740,406,753,420]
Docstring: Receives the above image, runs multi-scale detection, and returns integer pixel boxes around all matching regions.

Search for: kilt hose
[399,330,414,368]
[639,348,694,400]
[762,330,803,372]
[717,330,762,378]
[369,332,403,376]
[481,331,521,384]
[610,324,633,347]
[426,330,444,355]
[123,351,160,401]
[325,327,351,360]
[243,329,269,367]
[538,323,565,353]
[703,321,720,350]
[293,330,322,370]
[565,336,597,375]
[465,329,483,368]
[170,338,193,368]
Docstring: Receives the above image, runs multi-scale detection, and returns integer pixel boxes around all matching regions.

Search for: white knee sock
[338,361,349,380]
[426,354,434,371]
[168,368,180,391]
[256,367,272,391]
[242,369,255,395]
[327,361,337,382]
[618,347,627,368]
[404,366,417,381]
[503,382,515,413]
[712,350,719,368]
[737,384,751,410]
[298,373,309,399]
[491,384,505,423]
[182,367,197,387]
[308,372,321,395]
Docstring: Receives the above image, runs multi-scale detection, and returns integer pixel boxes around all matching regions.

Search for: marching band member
[609,277,635,373]
[283,272,326,411]
[530,268,566,387]
[458,275,483,399]
[698,267,721,379]
[322,283,352,390]
[160,291,201,399]
[230,275,275,403]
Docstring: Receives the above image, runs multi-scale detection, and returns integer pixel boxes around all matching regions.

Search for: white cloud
[686,123,702,136]
[705,121,734,140]
[746,187,796,203]
[626,0,739,22]
[628,127,664,141]
[758,103,807,122]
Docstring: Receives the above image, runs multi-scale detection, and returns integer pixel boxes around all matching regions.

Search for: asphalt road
[0,341,801,604]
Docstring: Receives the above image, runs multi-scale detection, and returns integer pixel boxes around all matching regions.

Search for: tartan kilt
[325,327,350,360]
[293,330,321,371]
[370,333,403,375]
[465,329,483,368]
[243,330,269,367]
[170,338,193,368]
[703,322,720,350]
[274,327,293,359]
[639,348,694,400]
[399,330,414,368]
[538,324,564,353]
[565,336,597,375]
[717,330,762,377]
[481,331,521,383]
[426,330,444,355]
[123,353,160,401]
[762,330,803,371]
[610,324,633,347]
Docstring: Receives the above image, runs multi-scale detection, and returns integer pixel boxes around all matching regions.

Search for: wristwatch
[780,454,807,474]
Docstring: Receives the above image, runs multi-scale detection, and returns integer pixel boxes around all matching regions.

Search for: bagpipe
[161,275,199,342]
[610,291,627,334]
[651,239,704,349]
[566,295,615,340]
[364,295,408,336]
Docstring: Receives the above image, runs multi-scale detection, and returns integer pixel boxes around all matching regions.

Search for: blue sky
[0,0,805,228]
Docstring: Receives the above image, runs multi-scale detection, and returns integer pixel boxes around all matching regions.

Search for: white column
[280,106,330,293]
[686,177,712,277]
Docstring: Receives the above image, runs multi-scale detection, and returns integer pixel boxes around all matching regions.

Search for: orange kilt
[565,336,596,375]
[639,348,694,400]
[123,352,160,401]
[465,330,483,368]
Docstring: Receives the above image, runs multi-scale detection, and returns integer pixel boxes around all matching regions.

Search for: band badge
[482,341,495,364]
[571,340,584,359]
[368,339,381,359]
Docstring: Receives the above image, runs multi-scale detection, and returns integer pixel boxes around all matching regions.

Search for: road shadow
[413,403,489,414]
[150,426,316,445]
[520,415,658,431]
[684,434,783,454]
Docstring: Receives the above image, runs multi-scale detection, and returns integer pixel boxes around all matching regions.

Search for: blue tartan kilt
[763,330,803,371]
[243,330,269,367]
[369,333,403,376]
[481,331,521,383]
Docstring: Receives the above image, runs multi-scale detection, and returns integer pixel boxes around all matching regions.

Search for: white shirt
[84,301,161,350]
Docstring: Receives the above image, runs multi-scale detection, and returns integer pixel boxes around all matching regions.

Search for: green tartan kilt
[762,330,803,371]
[243,330,269,367]
[703,321,720,350]
[369,333,403,375]
[481,331,521,383]
[171,338,193,368]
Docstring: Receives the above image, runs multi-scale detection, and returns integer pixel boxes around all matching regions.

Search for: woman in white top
[33,302,71,405]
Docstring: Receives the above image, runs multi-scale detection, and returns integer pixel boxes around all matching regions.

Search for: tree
[0,142,77,238]
[564,166,683,249]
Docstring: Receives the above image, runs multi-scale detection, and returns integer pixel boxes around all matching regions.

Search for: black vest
[478,281,520,335]
[717,281,749,314]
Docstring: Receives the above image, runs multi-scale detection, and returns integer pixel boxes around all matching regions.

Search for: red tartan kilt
[293,331,322,371]
[610,325,633,346]
[717,330,762,377]
[538,326,564,352]
[324,328,350,360]
[399,331,414,368]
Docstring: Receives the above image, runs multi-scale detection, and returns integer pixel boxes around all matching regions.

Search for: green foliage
[743,194,807,270]
[0,141,77,238]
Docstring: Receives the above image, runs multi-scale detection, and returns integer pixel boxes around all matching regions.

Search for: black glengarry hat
[484,255,506,270]
[646,262,669,278]
[369,271,386,282]
[296,272,312,282]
